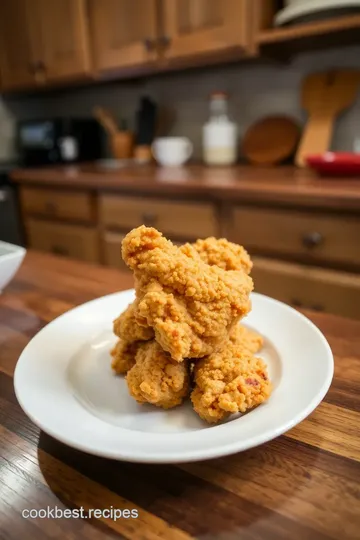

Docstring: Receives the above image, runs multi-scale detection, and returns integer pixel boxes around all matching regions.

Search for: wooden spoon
[296,70,360,167]
[93,107,119,137]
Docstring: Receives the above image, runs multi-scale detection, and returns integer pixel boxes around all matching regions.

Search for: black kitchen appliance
[17,117,103,166]
[0,162,24,246]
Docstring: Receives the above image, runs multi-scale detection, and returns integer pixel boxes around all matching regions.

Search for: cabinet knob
[302,231,323,249]
[292,299,324,312]
[143,38,155,51]
[52,245,68,256]
[311,304,324,312]
[29,61,46,73]
[45,201,57,213]
[37,61,46,71]
[28,62,37,74]
[158,35,171,49]
[142,212,157,226]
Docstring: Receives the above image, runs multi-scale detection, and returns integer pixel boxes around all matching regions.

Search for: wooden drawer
[20,187,94,222]
[103,232,128,271]
[26,219,99,263]
[231,206,360,267]
[252,256,360,320]
[100,195,218,239]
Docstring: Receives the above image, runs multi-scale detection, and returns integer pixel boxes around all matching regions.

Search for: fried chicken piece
[122,226,253,362]
[191,334,271,423]
[229,324,264,355]
[114,238,251,344]
[111,339,139,374]
[181,238,252,274]
[126,341,190,408]
[113,301,154,342]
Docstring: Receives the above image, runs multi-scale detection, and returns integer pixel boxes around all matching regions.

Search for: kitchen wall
[2,45,360,161]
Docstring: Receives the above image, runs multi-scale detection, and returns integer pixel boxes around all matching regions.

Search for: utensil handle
[93,107,118,136]
[296,113,335,167]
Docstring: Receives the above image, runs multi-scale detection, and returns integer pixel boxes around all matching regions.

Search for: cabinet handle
[158,35,171,49]
[52,245,68,256]
[142,212,157,226]
[311,304,324,312]
[292,299,324,312]
[143,38,156,51]
[36,61,46,71]
[302,231,323,249]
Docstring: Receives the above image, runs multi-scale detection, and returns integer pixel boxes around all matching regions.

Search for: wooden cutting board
[296,70,360,167]
[242,116,300,166]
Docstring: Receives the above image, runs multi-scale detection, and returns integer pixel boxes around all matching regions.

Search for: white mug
[152,137,193,167]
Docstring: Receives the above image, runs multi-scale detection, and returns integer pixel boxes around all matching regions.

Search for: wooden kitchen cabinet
[35,0,90,81]
[20,187,95,223]
[26,218,100,263]
[88,0,158,71]
[252,256,360,320]
[230,206,360,268]
[99,194,218,239]
[161,0,249,60]
[0,0,36,90]
[0,0,90,90]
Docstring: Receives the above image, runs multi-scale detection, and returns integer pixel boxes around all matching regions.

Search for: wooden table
[1,251,360,540]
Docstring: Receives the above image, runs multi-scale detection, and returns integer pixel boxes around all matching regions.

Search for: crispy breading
[181,237,252,273]
[111,339,138,374]
[191,329,271,423]
[122,226,253,362]
[229,324,264,355]
[126,341,190,408]
[113,301,154,342]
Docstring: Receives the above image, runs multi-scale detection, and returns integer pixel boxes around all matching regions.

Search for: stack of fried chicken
[111,225,271,424]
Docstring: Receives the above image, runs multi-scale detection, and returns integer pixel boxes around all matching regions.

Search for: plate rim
[14,290,334,463]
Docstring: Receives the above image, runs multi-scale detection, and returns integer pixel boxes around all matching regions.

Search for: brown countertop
[2,250,360,539]
[11,163,360,210]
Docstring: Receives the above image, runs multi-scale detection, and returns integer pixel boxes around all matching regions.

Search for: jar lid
[209,91,228,99]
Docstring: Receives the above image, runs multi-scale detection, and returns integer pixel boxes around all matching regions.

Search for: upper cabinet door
[89,0,159,71]
[162,0,249,60]
[36,0,91,81]
[0,0,36,90]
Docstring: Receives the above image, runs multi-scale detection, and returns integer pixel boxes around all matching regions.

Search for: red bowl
[306,153,360,177]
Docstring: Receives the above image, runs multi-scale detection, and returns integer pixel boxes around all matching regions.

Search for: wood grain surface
[1,251,360,540]
[11,164,360,211]
[242,116,300,166]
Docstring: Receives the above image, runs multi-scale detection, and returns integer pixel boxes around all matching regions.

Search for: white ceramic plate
[14,290,333,463]
[275,0,360,26]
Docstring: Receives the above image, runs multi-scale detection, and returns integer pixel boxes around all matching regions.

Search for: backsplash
[2,45,360,161]
[0,94,44,161]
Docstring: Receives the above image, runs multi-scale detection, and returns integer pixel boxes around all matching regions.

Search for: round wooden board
[243,116,300,166]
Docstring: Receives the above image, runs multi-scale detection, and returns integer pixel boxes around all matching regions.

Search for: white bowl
[275,0,360,26]
[152,137,193,167]
[0,241,26,293]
